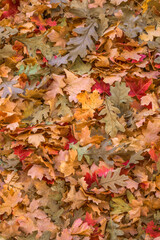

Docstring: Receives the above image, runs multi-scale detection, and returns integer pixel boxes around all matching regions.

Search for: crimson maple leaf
[91,79,111,95]
[126,76,152,100]
[84,212,96,226]
[145,221,160,238]
[0,0,20,20]
[13,145,33,162]
[84,172,98,189]
[64,130,78,150]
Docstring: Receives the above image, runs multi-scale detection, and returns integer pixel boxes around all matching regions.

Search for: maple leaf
[13,145,33,162]
[64,130,78,150]
[28,133,45,148]
[126,76,152,100]
[28,164,55,180]
[99,98,125,137]
[84,212,96,226]
[84,172,98,189]
[64,185,87,209]
[69,142,92,161]
[77,90,103,118]
[0,0,20,20]
[145,221,160,238]
[45,73,66,101]
[59,149,78,177]
[0,190,22,215]
[64,69,94,102]
[71,218,93,236]
[70,57,92,75]
[142,118,160,144]
[100,168,128,192]
[47,27,67,48]
[91,79,110,95]
[74,125,104,146]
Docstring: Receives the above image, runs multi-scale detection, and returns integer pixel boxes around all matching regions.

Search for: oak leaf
[99,98,125,137]
[100,168,128,192]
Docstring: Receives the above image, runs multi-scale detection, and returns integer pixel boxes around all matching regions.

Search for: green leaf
[70,57,92,75]
[106,219,124,240]
[100,168,128,192]
[55,95,73,117]
[69,142,92,161]
[110,197,131,214]
[99,98,125,137]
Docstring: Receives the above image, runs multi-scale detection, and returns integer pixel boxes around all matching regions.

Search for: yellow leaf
[142,0,151,13]
[60,149,78,177]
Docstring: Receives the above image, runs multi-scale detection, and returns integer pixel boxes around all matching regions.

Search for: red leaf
[84,212,96,226]
[149,148,160,162]
[46,18,57,26]
[96,166,113,177]
[64,131,78,150]
[145,221,160,238]
[13,145,33,162]
[126,76,152,100]
[84,172,98,189]
[31,15,46,32]
[0,0,20,20]
[91,79,111,95]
